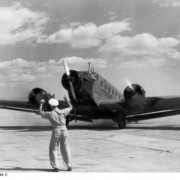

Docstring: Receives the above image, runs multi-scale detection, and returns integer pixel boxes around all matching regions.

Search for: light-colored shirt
[40,107,72,131]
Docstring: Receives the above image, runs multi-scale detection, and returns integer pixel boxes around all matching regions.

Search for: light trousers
[49,129,72,169]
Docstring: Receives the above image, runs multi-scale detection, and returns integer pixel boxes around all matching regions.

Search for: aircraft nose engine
[61,70,82,91]
[28,88,50,109]
[123,84,145,107]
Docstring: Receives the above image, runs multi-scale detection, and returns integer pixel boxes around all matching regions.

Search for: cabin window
[104,84,107,91]
[112,89,114,96]
[115,92,117,97]
[108,86,111,93]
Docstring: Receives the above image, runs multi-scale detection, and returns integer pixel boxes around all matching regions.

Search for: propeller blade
[63,59,77,101]
[63,59,70,76]
[69,81,76,101]
[126,80,133,90]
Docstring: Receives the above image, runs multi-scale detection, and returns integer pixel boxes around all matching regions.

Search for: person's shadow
[0,167,68,172]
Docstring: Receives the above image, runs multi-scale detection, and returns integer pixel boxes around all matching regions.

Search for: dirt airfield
[1,116,180,172]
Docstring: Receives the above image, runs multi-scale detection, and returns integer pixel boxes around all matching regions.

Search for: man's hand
[63,95,73,109]
[38,99,45,115]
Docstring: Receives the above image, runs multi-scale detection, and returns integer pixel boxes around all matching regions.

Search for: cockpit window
[94,74,99,79]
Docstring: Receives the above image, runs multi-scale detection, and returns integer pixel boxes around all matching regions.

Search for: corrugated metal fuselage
[68,71,124,119]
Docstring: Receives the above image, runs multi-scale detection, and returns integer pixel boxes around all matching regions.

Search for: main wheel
[117,113,126,129]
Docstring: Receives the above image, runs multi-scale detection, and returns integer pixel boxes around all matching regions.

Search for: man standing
[38,96,72,172]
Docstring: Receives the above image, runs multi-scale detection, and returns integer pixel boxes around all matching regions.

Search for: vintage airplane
[1,60,180,129]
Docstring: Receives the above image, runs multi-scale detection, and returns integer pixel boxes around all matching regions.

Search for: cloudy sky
[1,0,180,101]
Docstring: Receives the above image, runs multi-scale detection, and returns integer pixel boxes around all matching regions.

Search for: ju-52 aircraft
[1,60,180,129]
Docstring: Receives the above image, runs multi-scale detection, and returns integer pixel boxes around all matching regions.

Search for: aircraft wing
[126,96,180,121]
[98,96,180,121]
[0,100,38,113]
[1,96,180,122]
[0,100,68,113]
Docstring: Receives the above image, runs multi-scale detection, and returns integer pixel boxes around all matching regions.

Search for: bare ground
[1,116,180,172]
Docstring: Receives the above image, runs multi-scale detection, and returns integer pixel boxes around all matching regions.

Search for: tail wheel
[117,113,126,129]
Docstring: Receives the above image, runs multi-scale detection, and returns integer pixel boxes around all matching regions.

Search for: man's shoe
[67,166,72,171]
[52,168,60,172]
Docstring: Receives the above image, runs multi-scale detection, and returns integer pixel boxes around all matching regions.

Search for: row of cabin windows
[100,81,120,98]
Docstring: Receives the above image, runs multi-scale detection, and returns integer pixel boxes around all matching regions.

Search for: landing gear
[117,113,126,129]
[66,115,70,128]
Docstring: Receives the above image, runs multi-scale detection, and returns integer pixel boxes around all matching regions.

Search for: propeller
[63,59,70,76]
[126,80,134,90]
[63,60,77,101]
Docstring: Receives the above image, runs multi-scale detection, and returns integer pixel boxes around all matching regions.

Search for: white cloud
[0,58,60,83]
[0,2,48,45]
[95,20,131,39]
[0,59,35,82]
[61,56,107,69]
[120,56,167,69]
[154,0,180,7]
[100,33,179,52]
[38,20,130,49]
[99,33,180,61]
[107,11,117,21]
[0,57,107,85]
[99,33,180,69]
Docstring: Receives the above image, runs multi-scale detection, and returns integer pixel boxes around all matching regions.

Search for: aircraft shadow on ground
[0,126,52,132]
[126,125,180,131]
[0,126,117,131]
[69,125,180,131]
[1,124,180,131]
[0,167,67,172]
[68,125,117,131]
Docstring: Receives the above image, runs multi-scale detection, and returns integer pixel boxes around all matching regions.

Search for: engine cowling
[28,88,51,110]
[123,84,145,107]
[61,70,82,91]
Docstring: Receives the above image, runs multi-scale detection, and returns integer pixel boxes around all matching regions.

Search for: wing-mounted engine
[123,84,145,107]
[28,88,52,110]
